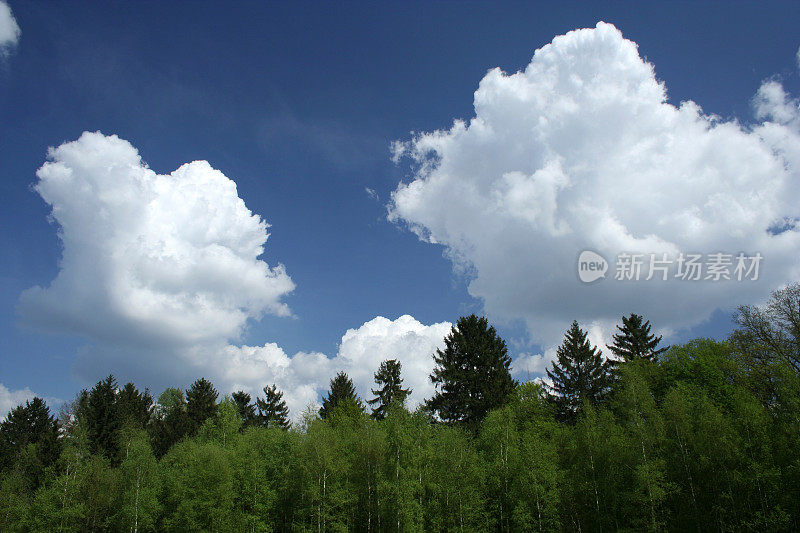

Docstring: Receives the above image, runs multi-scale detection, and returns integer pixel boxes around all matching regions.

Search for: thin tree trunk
[134,466,140,533]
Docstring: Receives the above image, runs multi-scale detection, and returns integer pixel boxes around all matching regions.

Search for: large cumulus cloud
[19,132,295,347]
[18,132,299,396]
[390,22,800,352]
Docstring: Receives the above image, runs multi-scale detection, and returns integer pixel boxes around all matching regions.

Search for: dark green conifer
[256,385,291,429]
[186,378,218,434]
[319,372,361,420]
[368,359,411,420]
[231,391,256,427]
[0,397,61,487]
[116,382,153,429]
[426,314,516,429]
[607,313,668,365]
[546,321,610,423]
[85,375,122,463]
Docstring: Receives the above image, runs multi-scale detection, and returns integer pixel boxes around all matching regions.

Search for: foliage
[368,359,411,420]
[256,384,291,430]
[546,321,610,423]
[607,313,668,364]
[2,305,800,531]
[231,391,257,428]
[186,378,219,435]
[427,314,516,429]
[319,371,361,420]
[0,397,61,489]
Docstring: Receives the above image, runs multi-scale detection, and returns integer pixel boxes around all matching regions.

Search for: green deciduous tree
[732,282,800,373]
[230,426,293,532]
[299,418,352,531]
[614,364,672,531]
[161,440,235,531]
[479,405,520,532]
[425,425,484,531]
[198,397,242,448]
[116,428,161,532]
[378,405,427,532]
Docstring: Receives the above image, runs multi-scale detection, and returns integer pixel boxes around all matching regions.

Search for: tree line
[2,284,800,531]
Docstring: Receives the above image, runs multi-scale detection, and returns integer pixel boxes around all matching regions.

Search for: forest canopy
[2,289,800,532]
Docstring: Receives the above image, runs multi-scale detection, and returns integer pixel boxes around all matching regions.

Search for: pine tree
[256,385,291,429]
[231,391,256,427]
[0,397,61,487]
[319,372,360,420]
[186,378,218,434]
[85,374,122,463]
[426,314,516,429]
[607,314,668,365]
[368,359,411,420]
[546,321,610,423]
[116,382,153,429]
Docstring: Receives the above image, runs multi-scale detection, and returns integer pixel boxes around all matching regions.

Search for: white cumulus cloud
[390,22,800,357]
[19,132,294,372]
[18,132,452,419]
[0,1,19,54]
[334,314,452,407]
[221,315,451,416]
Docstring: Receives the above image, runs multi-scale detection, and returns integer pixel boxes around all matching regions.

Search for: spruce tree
[606,313,668,365]
[186,378,218,434]
[319,371,360,420]
[368,359,411,420]
[546,321,610,423]
[86,375,122,460]
[116,382,153,429]
[231,391,256,427]
[426,314,516,429]
[256,385,291,429]
[0,397,61,486]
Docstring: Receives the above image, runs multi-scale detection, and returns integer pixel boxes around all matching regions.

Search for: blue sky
[1,1,799,416]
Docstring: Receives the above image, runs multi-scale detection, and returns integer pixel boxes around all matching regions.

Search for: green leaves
[3,301,800,531]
